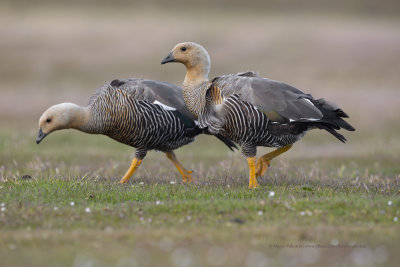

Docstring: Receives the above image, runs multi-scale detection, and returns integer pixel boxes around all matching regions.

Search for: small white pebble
[53,207,59,211]
[394,217,398,222]
[268,191,275,197]
[186,215,192,221]
[139,182,144,185]
[170,181,175,185]
[0,203,5,207]
[156,200,161,205]
[85,207,91,213]
[300,211,306,216]
[257,211,263,216]
[387,201,392,206]
[1,207,6,212]
[70,202,75,206]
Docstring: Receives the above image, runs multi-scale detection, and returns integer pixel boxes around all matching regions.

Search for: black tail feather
[313,123,347,143]
[312,98,356,132]
[185,127,238,151]
[326,108,355,131]
[336,108,349,118]
[201,128,238,151]
[214,133,239,151]
[274,98,355,142]
[333,118,355,132]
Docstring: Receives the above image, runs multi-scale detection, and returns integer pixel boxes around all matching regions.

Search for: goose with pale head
[161,42,355,188]
[37,78,236,183]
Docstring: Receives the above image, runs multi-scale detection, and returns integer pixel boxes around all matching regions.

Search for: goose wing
[111,78,196,122]
[212,72,324,123]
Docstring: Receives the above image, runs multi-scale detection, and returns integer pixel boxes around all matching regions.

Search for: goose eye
[181,47,187,52]
[46,118,52,123]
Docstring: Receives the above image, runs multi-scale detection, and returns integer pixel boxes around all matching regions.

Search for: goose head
[37,103,88,144]
[161,42,211,86]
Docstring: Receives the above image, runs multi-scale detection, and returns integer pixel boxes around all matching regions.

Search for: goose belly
[105,105,194,152]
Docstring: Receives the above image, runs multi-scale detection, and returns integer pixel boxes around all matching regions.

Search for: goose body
[161,42,355,188]
[37,78,236,183]
[84,79,197,158]
[193,72,354,155]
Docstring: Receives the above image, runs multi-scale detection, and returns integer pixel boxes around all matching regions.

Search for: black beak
[161,52,176,64]
[36,128,47,144]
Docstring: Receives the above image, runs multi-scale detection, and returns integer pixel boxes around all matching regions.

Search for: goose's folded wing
[212,73,323,123]
[111,78,197,122]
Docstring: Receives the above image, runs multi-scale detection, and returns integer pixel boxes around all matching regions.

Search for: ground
[1,3,400,267]
[1,129,399,266]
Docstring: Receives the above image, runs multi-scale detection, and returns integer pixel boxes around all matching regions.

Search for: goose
[161,42,355,188]
[37,78,236,183]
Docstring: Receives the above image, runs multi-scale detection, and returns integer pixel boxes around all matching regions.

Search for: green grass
[2,178,399,228]
[1,178,399,266]
[1,127,399,266]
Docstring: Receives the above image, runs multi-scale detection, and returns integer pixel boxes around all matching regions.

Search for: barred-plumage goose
[161,42,355,188]
[37,78,236,184]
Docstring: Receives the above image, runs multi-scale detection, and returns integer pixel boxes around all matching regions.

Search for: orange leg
[247,156,259,189]
[165,151,195,183]
[118,157,143,184]
[255,144,293,177]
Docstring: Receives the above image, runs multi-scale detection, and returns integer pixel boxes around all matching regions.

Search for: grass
[1,127,399,266]
[1,178,399,266]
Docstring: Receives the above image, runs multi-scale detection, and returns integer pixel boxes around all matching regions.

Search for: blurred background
[0,0,399,173]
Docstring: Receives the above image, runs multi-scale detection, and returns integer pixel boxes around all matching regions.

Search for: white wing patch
[153,100,176,111]
[302,98,316,107]
[299,98,322,121]
[289,117,320,123]
[299,118,320,122]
